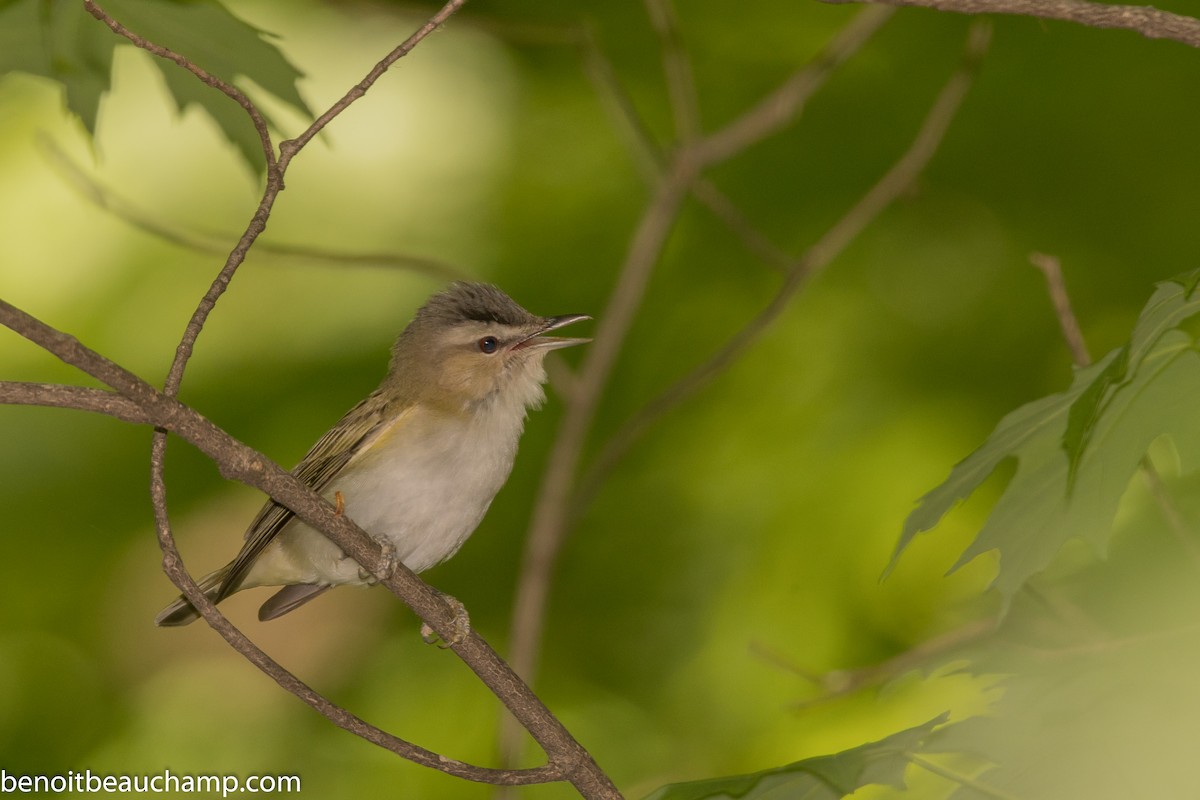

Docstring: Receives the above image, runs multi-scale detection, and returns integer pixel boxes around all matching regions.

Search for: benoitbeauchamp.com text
[1,769,300,796]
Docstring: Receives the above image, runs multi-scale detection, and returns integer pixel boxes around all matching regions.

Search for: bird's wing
[217,390,405,599]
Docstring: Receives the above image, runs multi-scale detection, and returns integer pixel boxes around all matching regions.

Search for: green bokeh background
[2,0,1199,797]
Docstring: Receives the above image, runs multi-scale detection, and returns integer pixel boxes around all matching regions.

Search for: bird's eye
[478,336,499,354]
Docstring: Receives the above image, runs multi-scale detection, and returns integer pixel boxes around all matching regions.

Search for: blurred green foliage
[2,0,1200,798]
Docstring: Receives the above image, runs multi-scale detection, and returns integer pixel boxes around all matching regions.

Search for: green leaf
[1062,342,1127,490]
[0,0,309,170]
[641,715,947,800]
[892,268,1200,600]
[0,0,118,132]
[104,0,311,169]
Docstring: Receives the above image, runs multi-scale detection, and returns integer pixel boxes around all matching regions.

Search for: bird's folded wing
[217,390,408,599]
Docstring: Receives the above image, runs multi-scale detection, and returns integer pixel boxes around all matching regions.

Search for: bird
[156,282,590,626]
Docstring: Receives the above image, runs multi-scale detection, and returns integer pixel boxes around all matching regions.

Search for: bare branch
[1029,253,1091,368]
[757,618,998,709]
[909,755,1021,800]
[89,0,471,398]
[280,0,471,164]
[0,299,620,798]
[502,157,696,767]
[579,32,792,270]
[644,0,702,146]
[39,137,470,281]
[501,9,934,767]
[0,382,152,425]
[692,6,895,166]
[66,2,623,795]
[818,0,1200,49]
[577,21,992,506]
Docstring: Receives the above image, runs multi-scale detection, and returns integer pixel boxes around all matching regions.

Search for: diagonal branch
[279,0,470,164]
[0,299,620,798]
[504,159,696,765]
[692,5,895,166]
[818,0,1200,49]
[72,3,622,796]
[40,136,470,281]
[643,0,702,146]
[502,4,901,766]
[579,30,794,271]
[0,382,152,424]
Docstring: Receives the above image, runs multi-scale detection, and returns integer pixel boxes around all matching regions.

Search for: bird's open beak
[514,314,592,351]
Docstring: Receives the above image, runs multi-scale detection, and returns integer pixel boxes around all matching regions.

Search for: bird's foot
[358,539,398,585]
[333,490,345,516]
[375,539,398,581]
[421,593,470,649]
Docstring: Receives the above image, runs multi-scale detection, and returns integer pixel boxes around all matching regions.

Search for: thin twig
[692,6,895,166]
[643,0,702,146]
[1140,458,1200,567]
[819,0,1200,49]
[279,0,470,165]
[39,136,469,280]
[578,24,664,187]
[577,21,992,507]
[579,32,794,270]
[751,617,998,709]
[82,0,275,171]
[909,755,1023,800]
[1030,252,1091,367]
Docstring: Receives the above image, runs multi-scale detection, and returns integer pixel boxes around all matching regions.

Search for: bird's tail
[153,566,232,627]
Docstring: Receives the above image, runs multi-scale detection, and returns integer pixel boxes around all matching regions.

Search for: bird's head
[388,282,590,413]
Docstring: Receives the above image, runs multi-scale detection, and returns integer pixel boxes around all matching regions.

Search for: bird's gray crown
[419,282,536,328]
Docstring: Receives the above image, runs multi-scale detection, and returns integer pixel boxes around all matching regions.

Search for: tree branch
[279,0,470,164]
[39,135,470,281]
[501,5,903,766]
[643,0,702,146]
[1030,252,1091,367]
[0,299,619,797]
[818,0,1200,49]
[502,156,696,767]
[578,29,794,270]
[60,2,621,795]
[692,6,895,166]
[0,382,152,424]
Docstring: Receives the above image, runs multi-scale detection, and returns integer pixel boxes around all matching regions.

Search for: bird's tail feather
[153,566,231,627]
[257,584,332,621]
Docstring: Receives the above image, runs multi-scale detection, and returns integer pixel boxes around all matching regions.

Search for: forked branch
[25,2,622,797]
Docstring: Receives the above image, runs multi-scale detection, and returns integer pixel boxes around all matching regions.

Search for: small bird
[156,282,590,626]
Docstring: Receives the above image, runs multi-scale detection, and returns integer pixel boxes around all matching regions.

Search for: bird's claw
[420,594,470,648]
[375,540,398,581]
[355,539,397,585]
